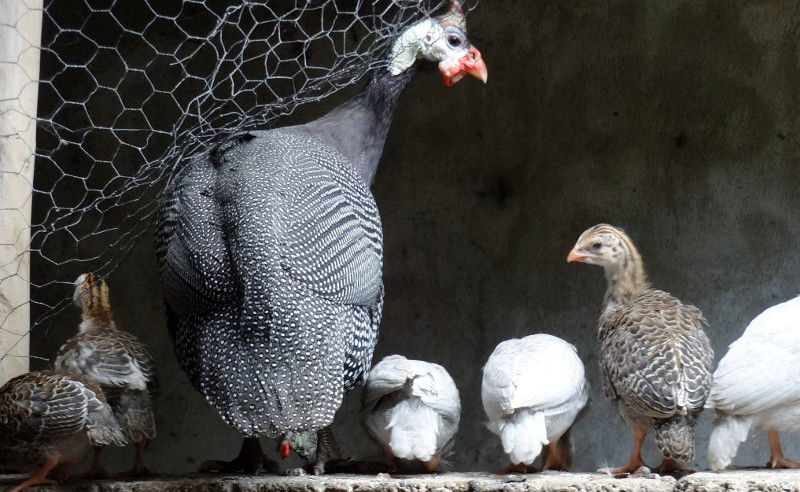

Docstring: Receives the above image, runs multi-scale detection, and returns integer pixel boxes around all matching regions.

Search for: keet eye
[446,34,463,48]
[592,242,602,249]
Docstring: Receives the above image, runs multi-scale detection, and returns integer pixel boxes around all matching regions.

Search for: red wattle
[280,442,291,459]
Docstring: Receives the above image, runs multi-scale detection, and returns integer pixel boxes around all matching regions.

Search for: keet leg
[768,430,800,469]
[544,441,567,471]
[199,437,278,474]
[12,452,60,492]
[599,426,647,477]
[422,455,440,472]
[73,445,109,480]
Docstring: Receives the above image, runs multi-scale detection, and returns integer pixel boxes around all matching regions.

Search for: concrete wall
[31,0,800,474]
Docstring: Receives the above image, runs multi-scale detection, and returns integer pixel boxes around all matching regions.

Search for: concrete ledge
[2,470,799,492]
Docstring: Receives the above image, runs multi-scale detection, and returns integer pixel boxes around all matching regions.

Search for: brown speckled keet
[54,274,157,477]
[568,224,713,476]
[0,371,125,491]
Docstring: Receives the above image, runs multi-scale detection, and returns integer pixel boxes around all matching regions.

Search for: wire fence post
[0,0,42,385]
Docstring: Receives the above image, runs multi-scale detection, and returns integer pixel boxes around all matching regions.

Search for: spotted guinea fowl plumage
[154,1,486,473]
[54,273,157,475]
[0,371,125,491]
[363,355,461,471]
[568,223,713,475]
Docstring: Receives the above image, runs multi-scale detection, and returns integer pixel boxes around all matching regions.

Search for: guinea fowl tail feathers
[499,409,548,466]
[653,413,696,462]
[708,413,752,472]
[387,398,439,462]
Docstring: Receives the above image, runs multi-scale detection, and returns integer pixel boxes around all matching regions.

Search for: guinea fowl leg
[599,426,647,477]
[652,458,694,475]
[199,437,278,474]
[12,452,60,492]
[72,446,109,479]
[768,430,800,469]
[312,426,343,475]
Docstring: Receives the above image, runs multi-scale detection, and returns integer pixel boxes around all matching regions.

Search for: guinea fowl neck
[315,65,418,186]
[603,248,650,310]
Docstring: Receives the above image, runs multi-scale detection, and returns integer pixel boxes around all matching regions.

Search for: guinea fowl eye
[592,242,602,249]
[446,34,463,48]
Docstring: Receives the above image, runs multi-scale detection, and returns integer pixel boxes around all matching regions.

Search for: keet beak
[567,248,587,263]
[439,46,488,86]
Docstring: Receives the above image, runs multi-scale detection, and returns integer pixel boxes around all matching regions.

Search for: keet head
[73,272,108,310]
[389,1,488,86]
[566,223,635,269]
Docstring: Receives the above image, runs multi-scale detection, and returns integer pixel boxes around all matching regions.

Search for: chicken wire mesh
[0,0,476,372]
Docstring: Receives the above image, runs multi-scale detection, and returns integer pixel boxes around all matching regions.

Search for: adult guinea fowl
[54,273,158,477]
[362,355,461,472]
[156,1,487,475]
[482,334,588,473]
[707,295,800,471]
[0,371,126,492]
[567,224,714,476]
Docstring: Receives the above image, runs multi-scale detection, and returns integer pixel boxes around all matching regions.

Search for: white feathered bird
[708,295,800,471]
[482,333,588,472]
[362,355,461,471]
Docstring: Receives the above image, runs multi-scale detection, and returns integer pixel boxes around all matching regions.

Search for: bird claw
[285,467,307,476]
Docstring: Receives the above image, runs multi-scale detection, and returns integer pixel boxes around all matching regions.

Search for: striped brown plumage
[54,273,157,476]
[569,224,713,474]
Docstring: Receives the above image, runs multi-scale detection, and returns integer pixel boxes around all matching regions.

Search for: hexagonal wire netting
[0,0,475,369]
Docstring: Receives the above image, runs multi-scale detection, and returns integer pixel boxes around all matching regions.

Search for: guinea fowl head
[73,272,114,329]
[388,1,488,86]
[567,224,650,306]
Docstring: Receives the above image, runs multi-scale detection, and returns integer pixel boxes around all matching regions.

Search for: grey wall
[33,0,800,474]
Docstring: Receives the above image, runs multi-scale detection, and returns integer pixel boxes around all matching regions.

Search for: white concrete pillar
[0,0,43,385]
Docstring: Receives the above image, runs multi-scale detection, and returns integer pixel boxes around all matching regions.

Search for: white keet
[482,333,588,470]
[708,295,800,471]
[363,355,461,471]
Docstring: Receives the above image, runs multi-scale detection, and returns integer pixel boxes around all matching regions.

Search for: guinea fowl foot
[496,463,537,474]
[199,437,278,474]
[12,453,61,492]
[310,427,343,475]
[767,430,800,468]
[768,456,800,469]
[598,458,648,478]
[652,458,694,476]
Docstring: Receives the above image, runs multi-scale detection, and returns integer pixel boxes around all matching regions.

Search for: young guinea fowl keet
[362,355,461,472]
[54,273,157,477]
[567,224,714,476]
[155,1,486,475]
[707,295,800,471]
[482,334,588,473]
[0,371,126,492]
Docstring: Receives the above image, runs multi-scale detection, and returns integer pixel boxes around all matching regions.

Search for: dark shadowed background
[30,0,800,474]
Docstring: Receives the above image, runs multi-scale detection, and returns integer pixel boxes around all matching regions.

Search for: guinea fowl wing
[599,290,713,418]
[482,337,584,421]
[0,372,124,446]
[711,298,800,415]
[56,331,156,392]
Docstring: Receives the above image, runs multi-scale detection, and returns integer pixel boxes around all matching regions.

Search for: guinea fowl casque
[362,355,461,472]
[0,371,126,492]
[707,295,800,471]
[481,334,588,473]
[54,273,158,477]
[155,2,487,474]
[567,224,714,476]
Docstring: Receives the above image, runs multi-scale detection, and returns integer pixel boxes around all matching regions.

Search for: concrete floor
[3,470,800,492]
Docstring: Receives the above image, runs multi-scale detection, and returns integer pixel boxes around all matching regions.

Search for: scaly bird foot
[199,437,278,474]
[769,456,800,469]
[598,458,648,478]
[652,458,694,476]
[496,463,537,474]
